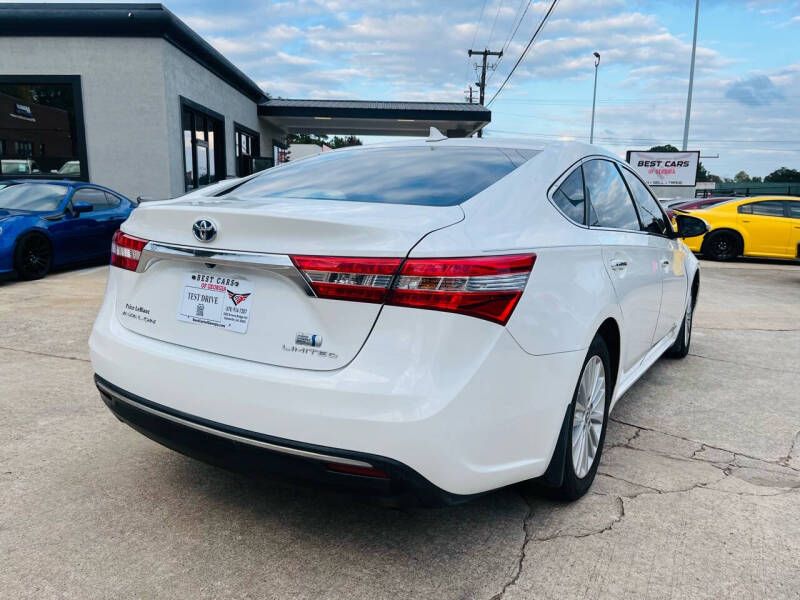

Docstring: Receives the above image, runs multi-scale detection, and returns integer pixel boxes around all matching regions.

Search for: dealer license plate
[177,271,254,334]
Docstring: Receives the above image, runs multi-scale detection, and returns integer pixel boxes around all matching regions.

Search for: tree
[286,133,363,148]
[751,176,762,183]
[764,167,800,183]
[286,133,327,146]
[327,135,362,149]
[647,144,679,153]
[734,171,751,183]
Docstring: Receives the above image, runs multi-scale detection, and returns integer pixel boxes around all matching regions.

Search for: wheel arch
[702,227,745,255]
[14,227,54,252]
[595,317,621,392]
[538,317,621,489]
[13,228,54,269]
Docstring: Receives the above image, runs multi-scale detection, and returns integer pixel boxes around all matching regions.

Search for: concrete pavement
[1,260,799,599]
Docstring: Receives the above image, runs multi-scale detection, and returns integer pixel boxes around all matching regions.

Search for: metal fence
[696,184,800,198]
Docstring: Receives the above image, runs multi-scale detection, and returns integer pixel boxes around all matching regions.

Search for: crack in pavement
[609,417,800,473]
[490,494,534,600]
[687,352,800,375]
[781,430,800,468]
[489,419,799,599]
[695,326,800,332]
[531,496,626,543]
[0,345,89,363]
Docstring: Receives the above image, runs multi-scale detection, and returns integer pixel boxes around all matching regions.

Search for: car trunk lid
[114,196,463,370]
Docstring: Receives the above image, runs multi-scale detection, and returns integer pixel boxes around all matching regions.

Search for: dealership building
[0,3,491,200]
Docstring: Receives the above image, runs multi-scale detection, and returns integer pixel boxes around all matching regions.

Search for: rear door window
[104,192,121,208]
[787,201,800,219]
[621,168,669,235]
[583,159,641,231]
[551,167,586,225]
[740,201,785,217]
[226,146,539,206]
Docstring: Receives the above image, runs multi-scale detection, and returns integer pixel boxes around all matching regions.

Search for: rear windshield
[226,146,538,206]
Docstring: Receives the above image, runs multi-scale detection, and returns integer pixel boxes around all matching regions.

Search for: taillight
[389,254,535,325]
[110,229,148,271]
[292,253,535,325]
[290,256,402,303]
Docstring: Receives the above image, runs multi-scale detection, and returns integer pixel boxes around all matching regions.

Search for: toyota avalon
[90,134,707,505]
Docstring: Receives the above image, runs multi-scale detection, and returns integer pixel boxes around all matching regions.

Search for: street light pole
[682,0,700,151]
[590,52,600,144]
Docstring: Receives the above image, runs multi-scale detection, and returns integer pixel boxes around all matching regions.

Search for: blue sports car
[0,180,136,280]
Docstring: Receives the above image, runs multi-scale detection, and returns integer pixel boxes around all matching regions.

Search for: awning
[258,99,490,138]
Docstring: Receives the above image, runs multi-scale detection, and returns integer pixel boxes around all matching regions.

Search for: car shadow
[0,258,108,287]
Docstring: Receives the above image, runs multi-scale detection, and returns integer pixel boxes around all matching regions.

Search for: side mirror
[676,214,709,238]
[72,201,93,215]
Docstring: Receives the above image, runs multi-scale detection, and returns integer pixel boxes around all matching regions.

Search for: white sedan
[90,136,707,505]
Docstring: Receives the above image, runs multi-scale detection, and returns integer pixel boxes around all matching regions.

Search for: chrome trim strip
[136,241,316,297]
[97,381,374,468]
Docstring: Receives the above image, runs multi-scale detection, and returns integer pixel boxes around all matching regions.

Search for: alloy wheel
[20,236,51,278]
[571,355,606,479]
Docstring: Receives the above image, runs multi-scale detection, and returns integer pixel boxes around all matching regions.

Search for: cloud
[724,74,785,106]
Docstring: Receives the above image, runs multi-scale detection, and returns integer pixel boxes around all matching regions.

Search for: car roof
[345,136,603,154]
[1,178,77,187]
[0,179,129,197]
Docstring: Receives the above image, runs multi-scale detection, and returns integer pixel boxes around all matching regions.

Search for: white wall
[288,143,324,161]
[0,37,171,200]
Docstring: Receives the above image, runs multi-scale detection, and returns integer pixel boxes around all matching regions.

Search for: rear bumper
[90,268,586,496]
[96,375,471,506]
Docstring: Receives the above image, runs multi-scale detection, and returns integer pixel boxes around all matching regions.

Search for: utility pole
[682,0,700,151]
[468,48,503,137]
[590,52,600,144]
[464,85,474,104]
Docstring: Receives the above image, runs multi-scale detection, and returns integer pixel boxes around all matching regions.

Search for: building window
[181,98,225,191]
[0,76,87,179]
[234,124,260,177]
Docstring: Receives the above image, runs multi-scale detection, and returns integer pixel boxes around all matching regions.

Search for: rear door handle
[609,259,628,271]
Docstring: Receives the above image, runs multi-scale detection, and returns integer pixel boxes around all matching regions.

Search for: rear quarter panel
[411,145,622,356]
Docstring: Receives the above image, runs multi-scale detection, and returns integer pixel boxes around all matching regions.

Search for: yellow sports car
[678,196,800,261]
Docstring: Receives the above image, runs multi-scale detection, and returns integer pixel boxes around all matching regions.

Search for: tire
[701,230,740,261]
[14,233,52,280]
[665,298,693,359]
[551,335,612,501]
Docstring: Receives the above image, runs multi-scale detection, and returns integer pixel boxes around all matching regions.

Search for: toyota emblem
[192,219,217,242]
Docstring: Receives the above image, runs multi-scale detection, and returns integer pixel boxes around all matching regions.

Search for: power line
[486,128,800,149]
[487,0,534,86]
[465,0,489,81]
[486,0,559,107]
[486,0,505,49]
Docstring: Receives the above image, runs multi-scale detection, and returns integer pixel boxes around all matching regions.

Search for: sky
[21,0,800,178]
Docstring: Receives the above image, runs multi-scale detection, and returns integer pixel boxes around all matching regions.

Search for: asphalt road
[2,260,799,599]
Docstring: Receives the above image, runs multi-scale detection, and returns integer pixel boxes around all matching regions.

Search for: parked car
[90,138,706,505]
[663,196,734,220]
[1,158,40,175]
[678,196,800,260]
[0,180,136,279]
[56,160,82,176]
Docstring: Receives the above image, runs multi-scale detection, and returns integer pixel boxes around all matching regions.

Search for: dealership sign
[625,150,700,186]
